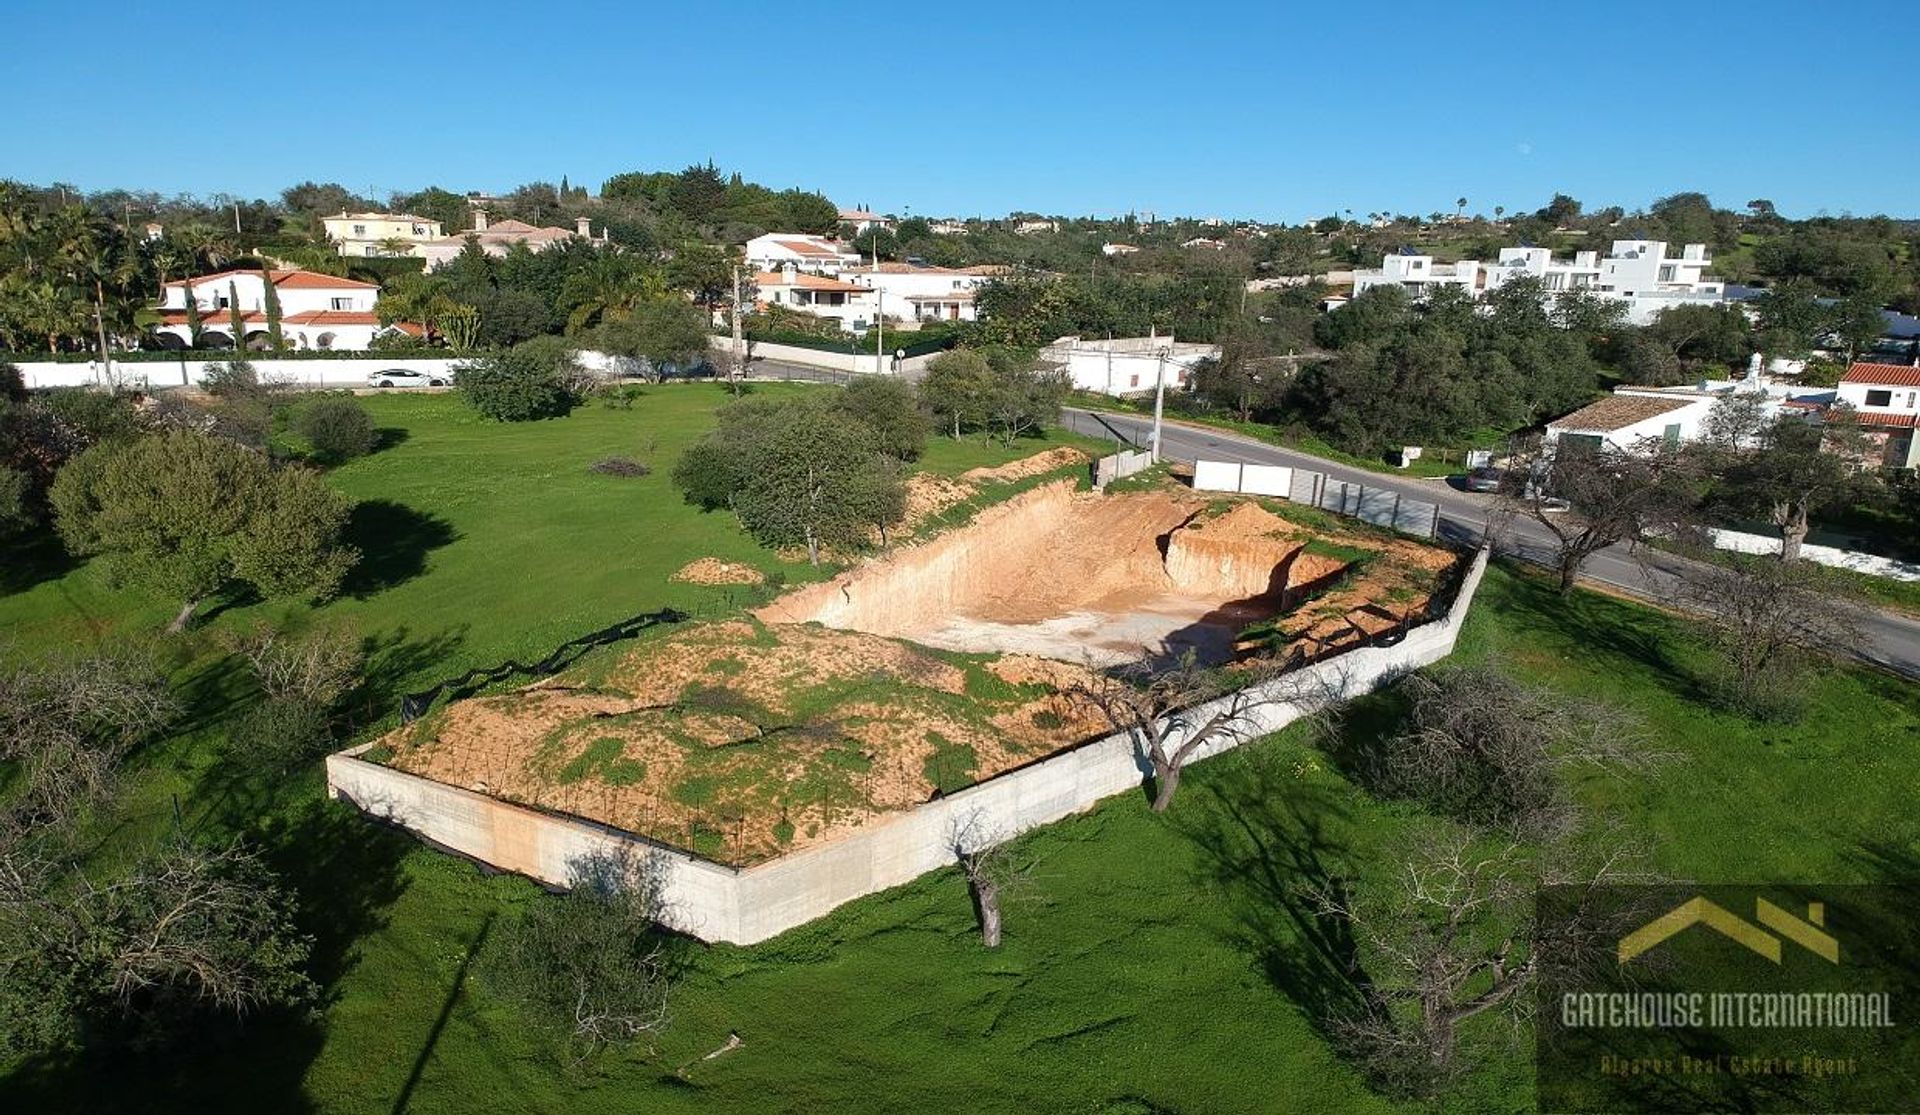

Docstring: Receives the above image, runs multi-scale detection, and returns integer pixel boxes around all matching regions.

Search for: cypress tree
[261,267,284,350]
[227,280,244,350]
[184,279,205,348]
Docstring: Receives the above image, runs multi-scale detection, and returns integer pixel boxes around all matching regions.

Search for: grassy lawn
[3,386,1916,1113]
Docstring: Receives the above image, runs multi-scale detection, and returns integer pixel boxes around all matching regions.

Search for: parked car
[1463,466,1506,493]
[367,368,452,388]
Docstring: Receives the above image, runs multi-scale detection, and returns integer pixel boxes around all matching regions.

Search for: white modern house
[1039,335,1219,397]
[843,262,987,323]
[744,233,861,273]
[322,212,445,257]
[1101,242,1141,257]
[837,208,893,234]
[1352,240,1726,324]
[150,269,387,351]
[415,210,603,269]
[753,265,879,332]
[1835,362,1920,468]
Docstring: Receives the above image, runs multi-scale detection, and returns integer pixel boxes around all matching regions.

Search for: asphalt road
[1064,407,1920,679]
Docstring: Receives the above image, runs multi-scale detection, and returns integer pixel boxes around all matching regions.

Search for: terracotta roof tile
[1842,362,1920,387]
[1550,393,1695,433]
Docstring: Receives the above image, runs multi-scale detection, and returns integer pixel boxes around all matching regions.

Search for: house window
[214,293,230,309]
[330,297,353,311]
[1865,390,1894,407]
[352,224,366,236]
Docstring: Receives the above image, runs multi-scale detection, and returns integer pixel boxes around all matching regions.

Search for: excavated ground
[755,481,1452,667]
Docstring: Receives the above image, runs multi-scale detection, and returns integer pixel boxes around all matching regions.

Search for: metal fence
[1194,458,1441,539]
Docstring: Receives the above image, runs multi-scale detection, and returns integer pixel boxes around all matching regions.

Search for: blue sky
[5,0,1913,221]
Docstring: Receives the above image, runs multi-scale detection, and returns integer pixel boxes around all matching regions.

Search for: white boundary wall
[1706,527,1920,582]
[1192,459,1295,498]
[15,356,463,391]
[328,548,1489,946]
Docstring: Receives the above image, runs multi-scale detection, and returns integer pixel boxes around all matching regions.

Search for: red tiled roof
[165,268,379,290]
[1841,362,1920,387]
[754,270,867,293]
[282,310,380,326]
[1549,393,1695,433]
[1833,410,1918,429]
[774,238,844,258]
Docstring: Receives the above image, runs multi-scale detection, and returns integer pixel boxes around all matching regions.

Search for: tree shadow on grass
[0,531,79,598]
[1173,750,1375,1049]
[372,427,411,455]
[1482,561,1709,703]
[340,500,458,599]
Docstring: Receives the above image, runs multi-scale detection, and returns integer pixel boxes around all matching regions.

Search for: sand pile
[670,558,766,585]
[961,446,1090,483]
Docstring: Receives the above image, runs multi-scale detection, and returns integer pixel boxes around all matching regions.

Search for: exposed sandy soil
[669,558,766,586]
[902,472,976,529]
[380,620,1109,865]
[961,445,1089,483]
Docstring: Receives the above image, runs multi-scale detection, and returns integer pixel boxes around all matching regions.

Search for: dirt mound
[902,472,975,529]
[380,619,1109,865]
[670,558,766,586]
[961,446,1089,483]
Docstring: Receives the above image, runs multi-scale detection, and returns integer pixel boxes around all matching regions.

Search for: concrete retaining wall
[1093,448,1155,487]
[329,548,1489,945]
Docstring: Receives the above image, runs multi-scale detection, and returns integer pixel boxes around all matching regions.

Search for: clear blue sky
[6,0,1914,222]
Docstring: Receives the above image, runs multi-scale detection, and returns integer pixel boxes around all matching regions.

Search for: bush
[225,697,331,767]
[293,397,377,462]
[456,343,578,422]
[199,361,263,400]
[589,457,651,478]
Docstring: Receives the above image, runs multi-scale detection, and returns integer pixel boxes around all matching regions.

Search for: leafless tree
[1070,651,1281,812]
[1308,825,1656,1096]
[947,811,1037,947]
[223,620,362,708]
[1667,555,1864,718]
[1497,436,1701,593]
[0,650,176,833]
[1377,665,1661,840]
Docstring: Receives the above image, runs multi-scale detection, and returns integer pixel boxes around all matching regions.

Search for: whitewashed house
[150,269,389,351]
[1834,362,1920,468]
[843,262,987,323]
[1101,242,1141,257]
[754,265,878,332]
[322,212,444,257]
[414,210,603,269]
[1546,359,1832,454]
[1039,335,1219,396]
[745,233,860,273]
[837,208,894,234]
[1352,240,1726,324]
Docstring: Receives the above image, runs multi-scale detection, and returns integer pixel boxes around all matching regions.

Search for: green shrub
[294,397,377,462]
[226,697,331,767]
[199,360,263,400]
[455,344,578,422]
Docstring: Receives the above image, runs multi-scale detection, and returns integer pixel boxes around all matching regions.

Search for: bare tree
[1309,825,1655,1096]
[0,651,176,833]
[1377,665,1659,840]
[1071,651,1289,812]
[223,620,362,708]
[1498,436,1701,593]
[947,811,1036,947]
[1668,555,1863,718]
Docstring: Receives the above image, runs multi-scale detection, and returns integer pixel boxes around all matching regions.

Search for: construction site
[353,466,1462,868]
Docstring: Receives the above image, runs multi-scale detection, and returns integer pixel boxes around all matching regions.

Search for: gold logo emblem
[1619,897,1839,965]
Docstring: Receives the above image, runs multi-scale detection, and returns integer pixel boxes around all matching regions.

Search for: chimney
[576,216,591,239]
[473,207,489,232]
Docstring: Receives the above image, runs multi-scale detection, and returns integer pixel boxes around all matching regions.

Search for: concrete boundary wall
[1193,459,1292,497]
[16,356,463,391]
[328,548,1490,946]
[1093,448,1155,487]
[1706,527,1920,583]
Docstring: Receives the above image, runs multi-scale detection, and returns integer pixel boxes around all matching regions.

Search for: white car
[367,368,452,389]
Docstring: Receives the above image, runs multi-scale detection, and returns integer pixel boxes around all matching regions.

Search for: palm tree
[1455,197,1467,221]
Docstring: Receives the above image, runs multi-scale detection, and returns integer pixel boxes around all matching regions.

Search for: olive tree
[50,430,358,631]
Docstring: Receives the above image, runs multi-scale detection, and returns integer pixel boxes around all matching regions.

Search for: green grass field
[3,387,1916,1114]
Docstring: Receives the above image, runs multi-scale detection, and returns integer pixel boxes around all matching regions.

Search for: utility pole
[232,201,241,234]
[872,239,884,375]
[1150,339,1168,462]
[730,264,745,395]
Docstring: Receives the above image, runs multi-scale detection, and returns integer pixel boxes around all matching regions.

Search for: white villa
[1040,335,1219,397]
[151,269,387,351]
[843,262,987,324]
[837,208,893,234]
[1352,240,1726,324]
[753,266,878,332]
[744,233,860,273]
[322,212,444,258]
[1102,242,1141,257]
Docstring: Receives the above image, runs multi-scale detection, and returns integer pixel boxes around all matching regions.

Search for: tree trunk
[1150,762,1181,812]
[1779,504,1808,564]
[805,529,820,567]
[167,596,202,634]
[973,877,1002,947]
[1556,552,1581,594]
